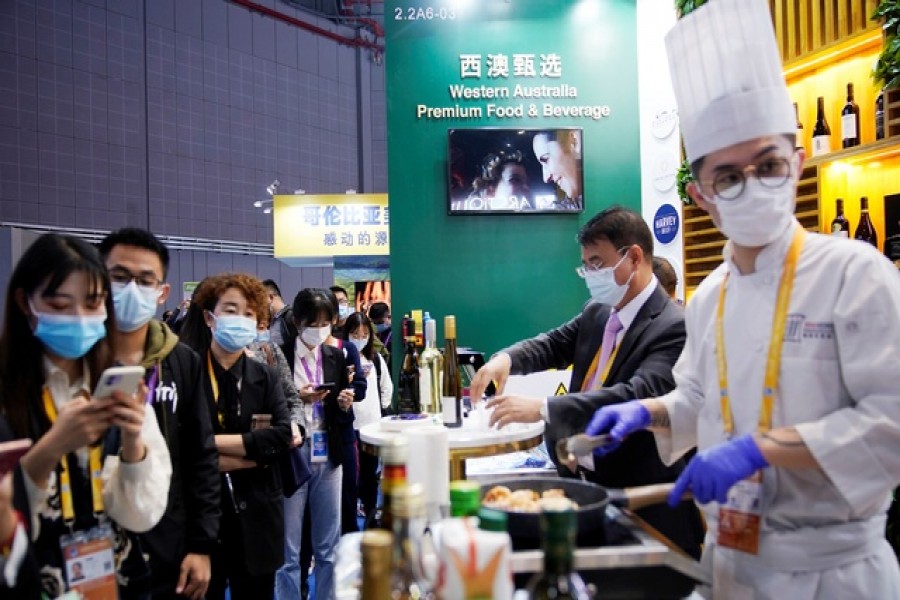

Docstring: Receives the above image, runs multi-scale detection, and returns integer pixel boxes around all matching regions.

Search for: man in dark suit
[470,205,704,558]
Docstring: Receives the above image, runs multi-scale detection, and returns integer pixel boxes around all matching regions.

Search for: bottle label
[311,430,328,463]
[441,395,460,426]
[812,135,830,157]
[795,127,803,149]
[419,366,433,413]
[832,229,849,238]
[841,114,857,140]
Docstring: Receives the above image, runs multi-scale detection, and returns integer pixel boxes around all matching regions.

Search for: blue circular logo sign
[653,204,679,245]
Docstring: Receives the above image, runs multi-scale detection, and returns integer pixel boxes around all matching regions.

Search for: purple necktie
[585,311,623,391]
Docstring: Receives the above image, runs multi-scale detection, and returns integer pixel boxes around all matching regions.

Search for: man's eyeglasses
[108,267,163,289]
[575,246,629,278]
[702,155,794,200]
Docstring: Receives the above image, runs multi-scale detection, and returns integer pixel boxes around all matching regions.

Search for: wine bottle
[831,198,850,238]
[855,196,878,249]
[841,83,860,148]
[418,317,442,415]
[812,96,831,157]
[526,501,591,600]
[361,530,393,600]
[441,315,463,428]
[397,334,421,415]
[876,88,885,141]
[390,484,428,599]
[794,102,804,151]
[379,437,408,533]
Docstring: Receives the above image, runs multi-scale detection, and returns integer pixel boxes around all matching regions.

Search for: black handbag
[279,444,312,497]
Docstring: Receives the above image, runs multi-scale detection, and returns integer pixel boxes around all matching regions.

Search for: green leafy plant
[675,0,708,18]
[873,1,900,89]
[676,159,695,206]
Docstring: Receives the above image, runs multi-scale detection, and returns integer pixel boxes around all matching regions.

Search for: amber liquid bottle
[397,318,421,415]
[854,196,878,249]
[794,102,804,151]
[441,315,462,428]
[360,530,393,600]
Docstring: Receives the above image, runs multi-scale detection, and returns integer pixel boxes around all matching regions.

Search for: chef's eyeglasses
[108,267,163,289]
[576,246,630,278]
[703,154,795,200]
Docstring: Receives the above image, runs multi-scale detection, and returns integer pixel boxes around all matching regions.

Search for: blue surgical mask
[374,322,389,334]
[338,305,351,320]
[584,254,634,306]
[256,329,271,343]
[30,301,107,360]
[112,281,161,332]
[350,337,369,352]
[210,314,258,353]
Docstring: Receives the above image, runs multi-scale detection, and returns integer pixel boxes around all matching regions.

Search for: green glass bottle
[526,500,591,599]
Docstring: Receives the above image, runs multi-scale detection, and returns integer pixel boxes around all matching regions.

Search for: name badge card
[717,471,762,554]
[60,525,118,600]
[311,430,328,463]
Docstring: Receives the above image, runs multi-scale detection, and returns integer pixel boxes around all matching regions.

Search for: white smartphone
[92,365,146,400]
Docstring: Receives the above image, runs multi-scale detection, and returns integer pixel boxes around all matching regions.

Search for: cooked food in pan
[482,485,577,513]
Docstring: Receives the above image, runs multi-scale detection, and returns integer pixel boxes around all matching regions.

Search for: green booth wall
[386,0,642,359]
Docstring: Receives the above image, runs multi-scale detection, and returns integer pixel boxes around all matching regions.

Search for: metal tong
[555,433,616,474]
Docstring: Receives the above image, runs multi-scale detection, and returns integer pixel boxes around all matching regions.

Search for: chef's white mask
[706,177,795,247]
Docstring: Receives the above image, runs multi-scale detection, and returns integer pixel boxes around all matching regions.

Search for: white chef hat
[666,0,795,163]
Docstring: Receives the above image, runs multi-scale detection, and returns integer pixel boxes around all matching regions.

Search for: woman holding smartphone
[274,288,356,600]
[179,273,292,600]
[0,233,171,598]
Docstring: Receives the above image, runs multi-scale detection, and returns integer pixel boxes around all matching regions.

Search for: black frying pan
[479,477,679,550]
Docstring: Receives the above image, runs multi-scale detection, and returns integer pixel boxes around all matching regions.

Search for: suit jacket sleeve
[503,312,584,374]
[241,366,292,462]
[546,312,686,439]
[179,347,222,556]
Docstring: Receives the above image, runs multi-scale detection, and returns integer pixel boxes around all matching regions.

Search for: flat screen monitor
[448,127,584,215]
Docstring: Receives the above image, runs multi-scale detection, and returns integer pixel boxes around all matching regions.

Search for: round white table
[358,418,544,480]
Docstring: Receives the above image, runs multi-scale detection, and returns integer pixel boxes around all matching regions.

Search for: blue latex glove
[667,434,769,507]
[585,400,650,457]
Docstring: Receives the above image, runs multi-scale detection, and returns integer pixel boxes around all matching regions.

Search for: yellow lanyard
[715,227,806,436]
[206,351,225,426]
[581,343,622,391]
[41,388,104,524]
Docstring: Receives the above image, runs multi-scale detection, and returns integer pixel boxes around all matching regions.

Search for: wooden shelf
[805,136,900,168]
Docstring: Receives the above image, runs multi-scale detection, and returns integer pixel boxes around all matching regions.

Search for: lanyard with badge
[301,346,328,464]
[42,388,119,599]
[714,227,805,555]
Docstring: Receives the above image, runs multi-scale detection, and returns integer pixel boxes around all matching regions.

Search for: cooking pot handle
[613,483,692,511]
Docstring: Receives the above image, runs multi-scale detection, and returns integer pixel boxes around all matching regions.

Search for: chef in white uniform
[584,0,900,598]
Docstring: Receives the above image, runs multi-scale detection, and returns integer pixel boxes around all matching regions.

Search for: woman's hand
[290,422,303,448]
[298,384,328,404]
[337,388,354,412]
[104,384,147,463]
[48,395,115,456]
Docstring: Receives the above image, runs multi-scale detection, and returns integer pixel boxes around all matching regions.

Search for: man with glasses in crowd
[585,0,900,596]
[469,205,704,559]
[99,229,221,600]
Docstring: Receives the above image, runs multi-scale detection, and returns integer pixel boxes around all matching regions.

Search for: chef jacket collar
[723,218,800,277]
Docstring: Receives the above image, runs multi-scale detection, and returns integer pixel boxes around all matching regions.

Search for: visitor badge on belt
[60,524,118,600]
[311,430,328,463]
[717,471,762,555]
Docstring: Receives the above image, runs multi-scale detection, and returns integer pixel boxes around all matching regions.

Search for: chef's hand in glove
[585,400,650,457]
[667,434,769,507]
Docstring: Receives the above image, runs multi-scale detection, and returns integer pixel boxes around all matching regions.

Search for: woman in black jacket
[274,288,358,600]
[179,273,291,600]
